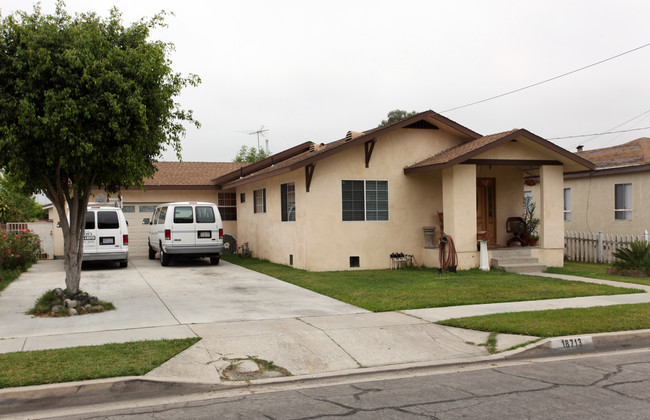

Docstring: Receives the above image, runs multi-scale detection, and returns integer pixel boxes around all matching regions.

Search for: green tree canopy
[233,145,269,163]
[379,109,418,126]
[0,172,48,223]
[0,2,200,294]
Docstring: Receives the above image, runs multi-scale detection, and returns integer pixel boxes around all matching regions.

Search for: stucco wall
[236,128,459,271]
[563,171,650,236]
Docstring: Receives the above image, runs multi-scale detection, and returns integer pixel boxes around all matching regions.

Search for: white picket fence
[564,230,649,263]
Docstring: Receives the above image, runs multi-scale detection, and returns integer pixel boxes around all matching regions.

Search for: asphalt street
[33,349,650,419]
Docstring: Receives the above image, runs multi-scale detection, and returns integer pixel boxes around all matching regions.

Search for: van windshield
[98,211,119,229]
[174,206,193,223]
[196,206,215,223]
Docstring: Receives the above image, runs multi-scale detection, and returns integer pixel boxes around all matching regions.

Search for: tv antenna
[244,125,270,154]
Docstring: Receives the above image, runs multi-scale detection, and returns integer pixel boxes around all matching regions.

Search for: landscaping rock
[90,305,104,313]
[52,288,64,298]
[68,308,78,315]
[88,296,99,305]
[63,299,78,309]
[51,305,63,314]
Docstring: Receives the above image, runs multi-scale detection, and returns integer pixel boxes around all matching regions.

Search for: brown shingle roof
[577,138,650,168]
[145,162,244,186]
[405,128,595,173]
[405,129,520,171]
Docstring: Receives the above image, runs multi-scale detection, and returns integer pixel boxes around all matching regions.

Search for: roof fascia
[404,129,596,174]
[287,110,482,171]
[223,166,293,189]
[564,163,650,179]
[213,141,313,187]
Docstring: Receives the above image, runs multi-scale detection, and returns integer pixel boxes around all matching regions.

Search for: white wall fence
[5,221,54,259]
[564,230,649,263]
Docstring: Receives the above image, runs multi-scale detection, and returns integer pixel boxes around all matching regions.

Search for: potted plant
[522,196,540,246]
[529,232,540,247]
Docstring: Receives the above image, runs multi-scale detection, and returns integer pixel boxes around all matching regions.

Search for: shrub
[612,240,650,273]
[0,229,41,270]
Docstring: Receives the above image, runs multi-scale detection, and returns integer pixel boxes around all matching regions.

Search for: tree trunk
[43,171,94,296]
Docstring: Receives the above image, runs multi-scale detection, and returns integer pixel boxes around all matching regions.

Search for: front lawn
[547,261,650,286]
[437,303,650,337]
[0,338,200,389]
[222,256,641,312]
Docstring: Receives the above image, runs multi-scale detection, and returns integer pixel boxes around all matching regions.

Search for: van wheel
[148,244,156,260]
[119,261,128,268]
[210,257,220,265]
[160,248,170,266]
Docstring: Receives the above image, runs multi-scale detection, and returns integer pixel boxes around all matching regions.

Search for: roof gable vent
[345,131,363,142]
[404,120,439,130]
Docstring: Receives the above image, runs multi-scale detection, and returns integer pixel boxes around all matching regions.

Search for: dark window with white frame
[218,192,237,221]
[615,183,632,220]
[342,180,388,221]
[564,188,571,221]
[254,189,266,214]
[281,182,296,222]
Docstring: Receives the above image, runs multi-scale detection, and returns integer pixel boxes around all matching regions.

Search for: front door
[476,178,497,246]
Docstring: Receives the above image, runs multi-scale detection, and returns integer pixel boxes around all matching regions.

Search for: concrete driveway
[0,257,366,353]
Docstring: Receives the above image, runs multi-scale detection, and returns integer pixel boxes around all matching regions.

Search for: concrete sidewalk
[0,258,649,384]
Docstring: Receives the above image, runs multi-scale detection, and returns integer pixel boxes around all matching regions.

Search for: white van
[83,206,129,268]
[146,202,224,266]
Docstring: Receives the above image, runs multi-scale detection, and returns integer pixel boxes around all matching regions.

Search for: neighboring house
[558,137,650,236]
[213,110,593,271]
[48,162,243,257]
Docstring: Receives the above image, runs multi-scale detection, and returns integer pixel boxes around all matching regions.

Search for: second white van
[146,202,224,266]
[83,206,129,268]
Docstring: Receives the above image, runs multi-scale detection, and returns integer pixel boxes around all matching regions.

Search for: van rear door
[195,205,219,248]
[171,205,196,248]
[97,210,122,251]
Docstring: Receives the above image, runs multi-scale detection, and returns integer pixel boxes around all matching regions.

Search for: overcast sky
[3,0,650,162]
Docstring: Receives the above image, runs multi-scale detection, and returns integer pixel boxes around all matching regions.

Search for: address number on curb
[550,336,594,352]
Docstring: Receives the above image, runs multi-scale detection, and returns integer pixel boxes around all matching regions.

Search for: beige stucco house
[551,137,650,236]
[214,111,594,271]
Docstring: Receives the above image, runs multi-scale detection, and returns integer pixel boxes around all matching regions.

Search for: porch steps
[490,248,546,273]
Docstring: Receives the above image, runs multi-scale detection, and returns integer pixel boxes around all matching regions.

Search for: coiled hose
[438,234,458,272]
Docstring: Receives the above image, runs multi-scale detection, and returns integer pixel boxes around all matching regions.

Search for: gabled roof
[404,128,595,173]
[142,162,243,189]
[577,138,650,168]
[215,110,482,189]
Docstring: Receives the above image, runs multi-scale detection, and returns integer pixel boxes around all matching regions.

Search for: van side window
[98,211,119,229]
[152,209,159,225]
[196,206,215,223]
[85,211,95,229]
[157,207,167,224]
[174,206,193,223]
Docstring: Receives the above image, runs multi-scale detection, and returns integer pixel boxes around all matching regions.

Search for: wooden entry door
[476,178,496,245]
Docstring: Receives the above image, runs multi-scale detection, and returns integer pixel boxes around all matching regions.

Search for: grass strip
[222,256,641,312]
[437,303,650,337]
[546,261,650,286]
[0,338,200,389]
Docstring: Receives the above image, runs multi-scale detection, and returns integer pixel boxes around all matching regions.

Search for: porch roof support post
[539,165,564,250]
[442,164,477,269]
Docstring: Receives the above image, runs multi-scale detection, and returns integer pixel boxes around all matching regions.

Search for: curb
[1,330,649,417]
[507,328,650,359]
